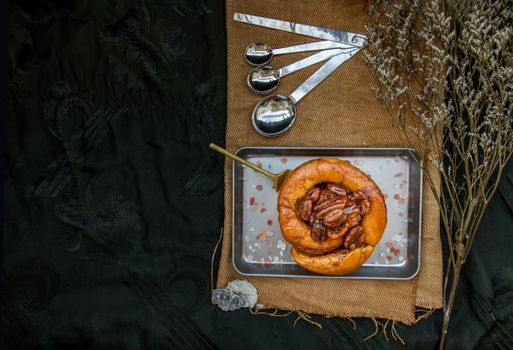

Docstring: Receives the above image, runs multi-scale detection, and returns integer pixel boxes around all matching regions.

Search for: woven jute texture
[217,0,443,324]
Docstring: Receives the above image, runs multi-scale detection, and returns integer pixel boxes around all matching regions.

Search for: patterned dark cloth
[3,1,513,349]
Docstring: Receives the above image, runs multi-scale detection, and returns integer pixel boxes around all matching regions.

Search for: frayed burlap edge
[210,227,436,344]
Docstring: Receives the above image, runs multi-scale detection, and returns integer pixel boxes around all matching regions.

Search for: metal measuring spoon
[251,49,359,137]
[247,48,354,94]
[245,40,355,66]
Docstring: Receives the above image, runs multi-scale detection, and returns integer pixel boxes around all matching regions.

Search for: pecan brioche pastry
[277,158,387,275]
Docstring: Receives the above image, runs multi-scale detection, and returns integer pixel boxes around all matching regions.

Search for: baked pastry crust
[277,158,387,275]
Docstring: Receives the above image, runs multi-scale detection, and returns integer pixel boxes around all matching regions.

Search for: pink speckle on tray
[398,212,404,217]
[394,194,407,205]
[280,157,288,164]
[267,219,273,226]
[260,208,267,213]
[249,197,255,206]
[383,193,389,199]
[394,172,404,177]
[384,235,404,258]
[256,184,263,191]
[256,230,268,241]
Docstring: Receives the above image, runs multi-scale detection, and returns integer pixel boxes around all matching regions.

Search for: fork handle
[209,143,276,179]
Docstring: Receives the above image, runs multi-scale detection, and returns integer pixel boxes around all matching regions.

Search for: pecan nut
[327,225,350,239]
[360,200,370,215]
[327,183,349,196]
[314,200,347,221]
[311,218,327,241]
[342,204,360,216]
[317,188,337,203]
[344,225,365,250]
[350,191,370,215]
[308,187,321,203]
[313,197,346,214]
[308,213,316,226]
[296,197,313,221]
[322,208,347,228]
[344,211,362,229]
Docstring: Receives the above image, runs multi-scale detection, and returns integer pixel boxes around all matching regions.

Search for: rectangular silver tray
[232,147,422,280]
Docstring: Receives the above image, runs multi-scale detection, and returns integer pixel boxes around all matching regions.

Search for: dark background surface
[2,1,513,349]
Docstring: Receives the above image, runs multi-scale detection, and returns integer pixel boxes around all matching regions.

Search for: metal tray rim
[231,146,423,280]
[234,145,422,153]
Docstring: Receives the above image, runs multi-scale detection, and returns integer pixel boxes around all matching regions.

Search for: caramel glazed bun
[277,158,387,275]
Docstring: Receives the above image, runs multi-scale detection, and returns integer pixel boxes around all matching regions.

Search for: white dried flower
[366,0,513,345]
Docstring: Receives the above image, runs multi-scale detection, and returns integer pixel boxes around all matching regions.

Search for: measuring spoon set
[234,12,367,137]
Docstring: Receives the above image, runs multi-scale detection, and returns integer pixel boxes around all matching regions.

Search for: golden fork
[209,143,290,192]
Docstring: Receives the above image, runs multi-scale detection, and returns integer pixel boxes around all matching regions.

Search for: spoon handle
[209,143,277,180]
[234,12,367,48]
[289,48,359,103]
[272,40,355,56]
[278,48,347,77]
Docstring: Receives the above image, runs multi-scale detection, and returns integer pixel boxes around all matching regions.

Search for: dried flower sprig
[365,0,513,348]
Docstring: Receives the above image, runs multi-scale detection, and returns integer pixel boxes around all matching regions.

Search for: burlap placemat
[217,0,442,324]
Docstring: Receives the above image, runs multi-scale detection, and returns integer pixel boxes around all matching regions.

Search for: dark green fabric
[3,1,513,349]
